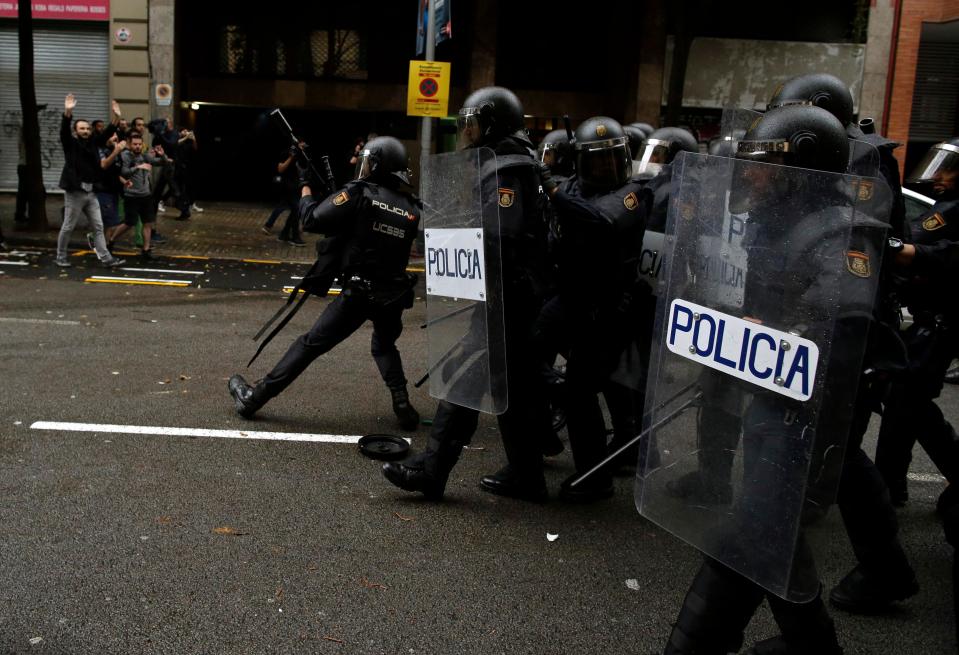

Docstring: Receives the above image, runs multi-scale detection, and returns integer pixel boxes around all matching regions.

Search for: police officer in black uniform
[534,116,648,501]
[537,129,575,179]
[382,86,551,501]
[874,138,959,507]
[766,72,920,615]
[662,104,879,655]
[228,136,422,430]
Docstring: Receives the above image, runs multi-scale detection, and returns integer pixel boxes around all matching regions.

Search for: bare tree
[18,1,49,230]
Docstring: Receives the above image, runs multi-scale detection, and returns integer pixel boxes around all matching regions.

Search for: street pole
[420,0,437,178]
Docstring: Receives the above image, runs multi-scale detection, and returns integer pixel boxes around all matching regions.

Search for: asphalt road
[0,266,956,654]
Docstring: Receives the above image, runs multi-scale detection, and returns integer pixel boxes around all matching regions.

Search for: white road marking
[0,260,29,266]
[30,421,409,445]
[907,472,948,484]
[120,267,205,275]
[0,317,81,325]
[86,275,193,287]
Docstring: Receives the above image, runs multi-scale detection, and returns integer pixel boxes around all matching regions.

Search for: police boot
[480,465,548,502]
[759,588,843,655]
[828,564,918,614]
[663,559,764,654]
[228,374,266,419]
[390,386,420,431]
[382,436,466,501]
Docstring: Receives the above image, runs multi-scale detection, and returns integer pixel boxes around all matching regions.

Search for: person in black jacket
[55,94,124,269]
[228,136,422,431]
[382,86,551,502]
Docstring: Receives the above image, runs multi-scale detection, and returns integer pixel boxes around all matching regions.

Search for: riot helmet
[736,104,849,173]
[457,86,526,149]
[634,127,698,177]
[537,129,573,176]
[354,136,412,185]
[708,130,745,158]
[906,137,959,199]
[629,122,655,136]
[768,73,855,128]
[730,104,849,215]
[573,116,632,191]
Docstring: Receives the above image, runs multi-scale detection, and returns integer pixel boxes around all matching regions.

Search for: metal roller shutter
[909,40,959,142]
[0,23,109,192]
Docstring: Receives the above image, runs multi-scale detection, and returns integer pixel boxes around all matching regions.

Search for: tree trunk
[18,1,49,231]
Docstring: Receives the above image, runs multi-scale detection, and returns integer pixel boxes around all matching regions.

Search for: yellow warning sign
[407,60,451,117]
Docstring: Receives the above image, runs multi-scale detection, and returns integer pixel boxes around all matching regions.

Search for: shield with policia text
[421,147,507,414]
[634,151,892,601]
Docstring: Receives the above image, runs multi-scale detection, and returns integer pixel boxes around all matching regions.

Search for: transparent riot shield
[421,147,507,414]
[847,139,881,177]
[635,152,891,601]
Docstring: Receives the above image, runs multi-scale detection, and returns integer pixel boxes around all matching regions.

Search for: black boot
[382,434,466,500]
[390,386,420,431]
[664,559,764,654]
[828,564,918,614]
[228,374,265,419]
[480,465,548,502]
[760,587,844,654]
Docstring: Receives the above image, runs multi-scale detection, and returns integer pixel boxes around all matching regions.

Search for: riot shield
[718,107,763,149]
[847,139,881,177]
[421,147,508,414]
[635,152,891,601]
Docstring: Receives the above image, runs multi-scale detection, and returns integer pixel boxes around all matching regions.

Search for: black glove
[536,160,560,195]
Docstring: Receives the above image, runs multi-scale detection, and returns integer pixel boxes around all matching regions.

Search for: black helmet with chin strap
[573,116,632,191]
[634,126,698,177]
[537,129,574,177]
[737,104,849,174]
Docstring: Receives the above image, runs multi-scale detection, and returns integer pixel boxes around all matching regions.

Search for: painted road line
[85,275,193,287]
[406,266,425,273]
[0,260,29,266]
[282,286,341,295]
[7,250,42,256]
[71,250,95,256]
[0,317,81,326]
[907,472,948,484]
[243,259,282,265]
[170,255,210,260]
[30,421,410,445]
[120,267,206,275]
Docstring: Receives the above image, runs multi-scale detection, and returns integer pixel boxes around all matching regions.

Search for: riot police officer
[382,86,551,501]
[874,138,959,507]
[633,127,698,231]
[537,129,575,179]
[228,136,422,430]
[534,116,648,501]
[768,72,906,237]
[623,124,647,176]
[767,72,919,615]
[662,104,880,655]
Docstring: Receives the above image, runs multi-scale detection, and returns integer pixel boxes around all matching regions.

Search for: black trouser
[153,165,180,208]
[875,321,959,493]
[422,283,547,485]
[533,295,625,484]
[257,291,409,402]
[836,377,914,577]
[174,167,193,212]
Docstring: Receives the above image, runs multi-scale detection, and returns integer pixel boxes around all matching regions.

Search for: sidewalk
[0,193,317,264]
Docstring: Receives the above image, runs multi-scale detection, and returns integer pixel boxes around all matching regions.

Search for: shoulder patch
[846,250,871,278]
[623,192,639,211]
[332,190,350,206]
[857,179,874,202]
[922,212,946,231]
[498,188,515,208]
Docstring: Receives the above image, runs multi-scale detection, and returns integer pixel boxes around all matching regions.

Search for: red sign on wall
[0,1,110,21]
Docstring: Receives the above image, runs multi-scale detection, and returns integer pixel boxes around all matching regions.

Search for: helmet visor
[906,143,959,190]
[456,108,483,149]
[575,136,631,189]
[354,149,375,180]
[735,139,793,167]
[635,138,673,176]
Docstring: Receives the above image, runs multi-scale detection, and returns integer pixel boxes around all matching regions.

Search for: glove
[536,160,560,195]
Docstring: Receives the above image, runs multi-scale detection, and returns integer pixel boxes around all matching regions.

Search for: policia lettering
[427,246,484,280]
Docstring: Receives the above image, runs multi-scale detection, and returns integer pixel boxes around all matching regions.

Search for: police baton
[567,385,702,489]
[269,108,333,196]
